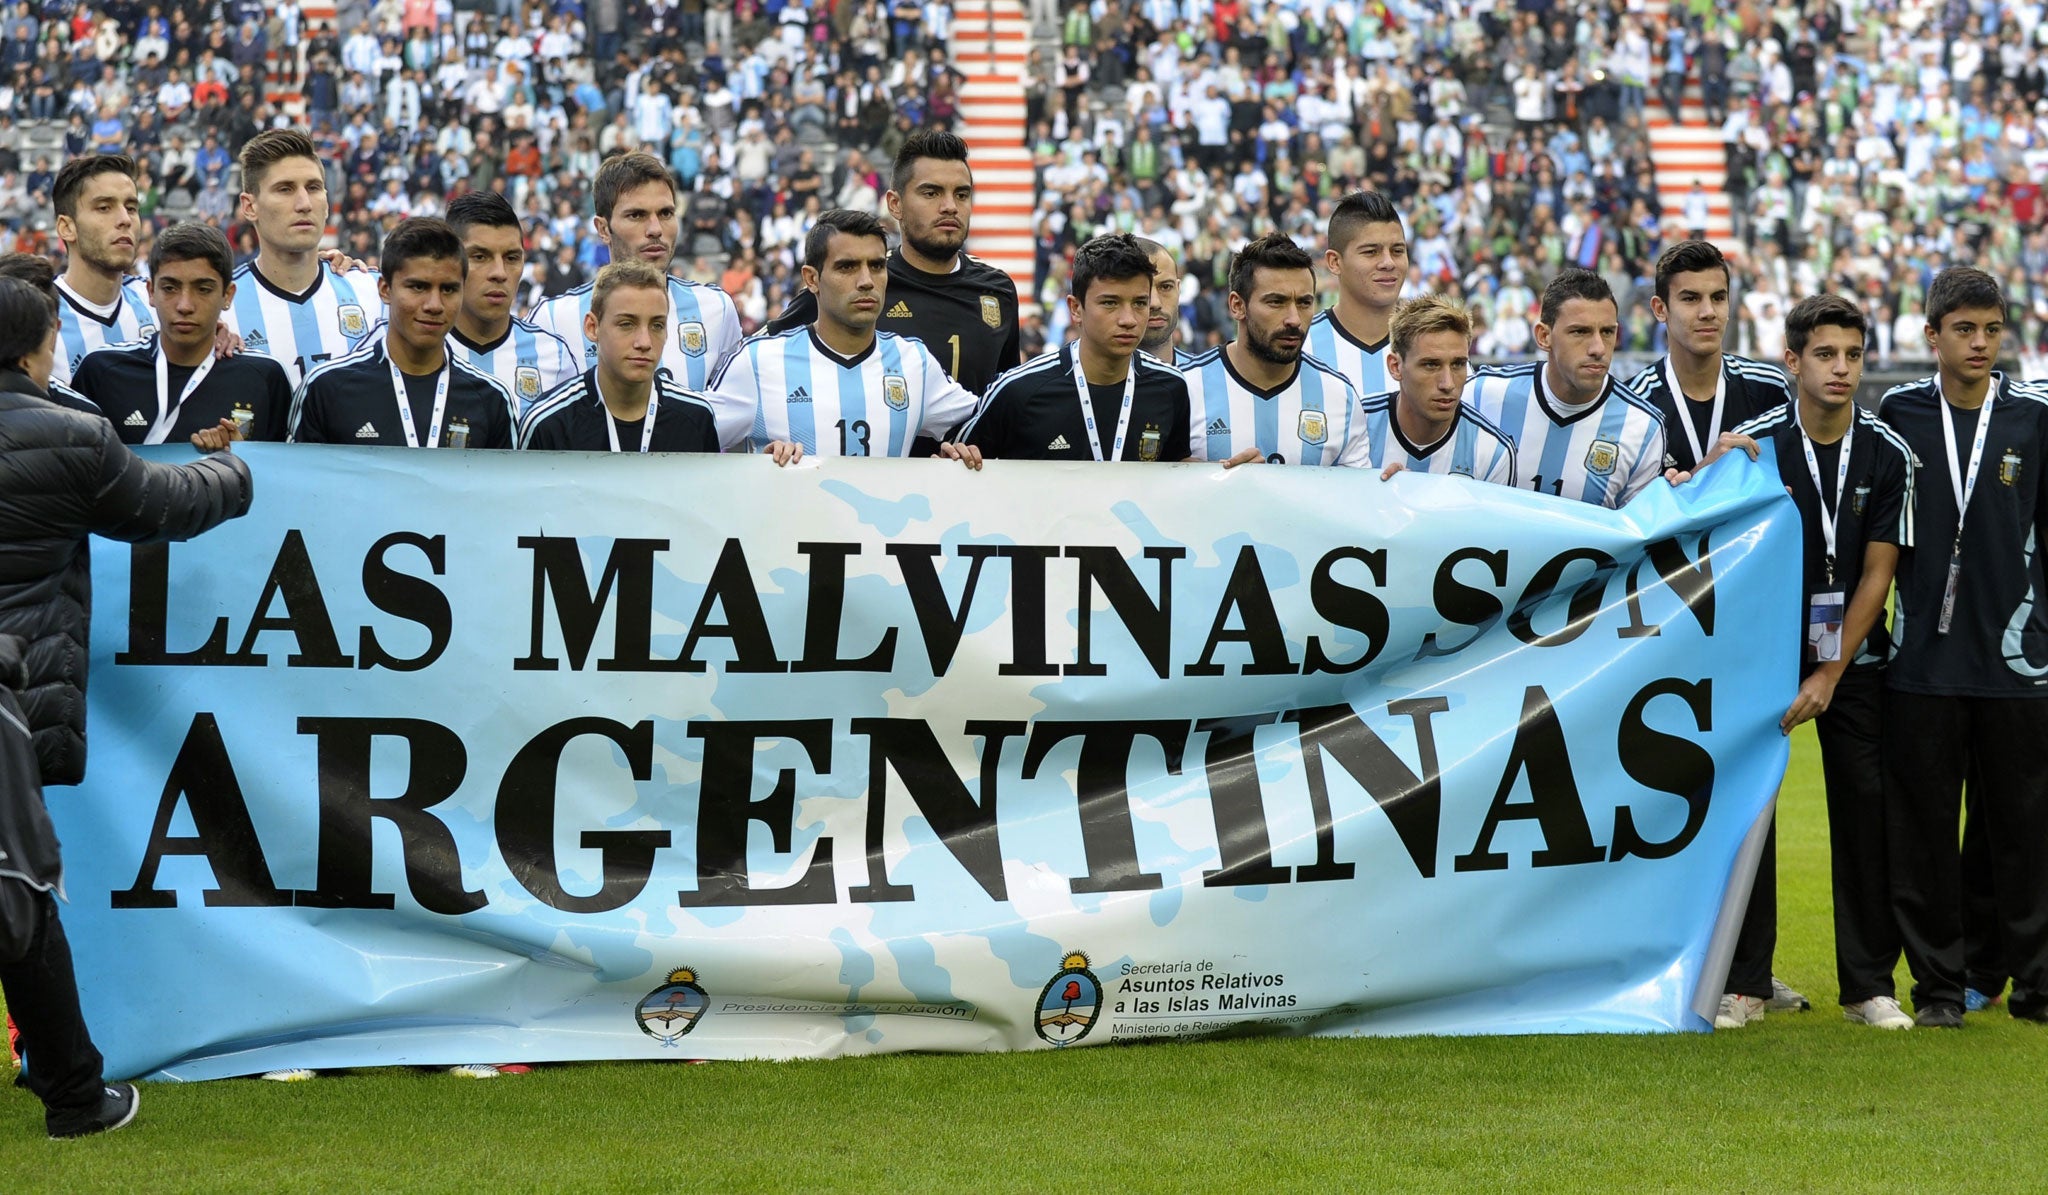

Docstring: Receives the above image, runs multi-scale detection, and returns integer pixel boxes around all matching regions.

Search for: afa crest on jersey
[980,294,1003,329]
[677,320,707,356]
[1298,409,1328,445]
[883,373,909,411]
[1585,439,1620,475]
[337,304,368,339]
[515,366,542,400]
[2001,448,2022,486]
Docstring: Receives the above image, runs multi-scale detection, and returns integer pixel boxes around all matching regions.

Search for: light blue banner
[51,445,1798,1079]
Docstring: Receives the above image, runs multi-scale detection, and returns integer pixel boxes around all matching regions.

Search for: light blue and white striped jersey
[1359,391,1519,485]
[1463,361,1667,508]
[709,326,981,456]
[1306,308,1391,401]
[222,260,384,388]
[527,275,743,391]
[1172,346,1199,369]
[52,277,156,387]
[1182,347,1371,467]
[452,319,582,415]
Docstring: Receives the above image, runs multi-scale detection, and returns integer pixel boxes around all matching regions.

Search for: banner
[52,445,1798,1079]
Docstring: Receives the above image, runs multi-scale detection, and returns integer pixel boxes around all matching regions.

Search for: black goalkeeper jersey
[1878,373,2048,697]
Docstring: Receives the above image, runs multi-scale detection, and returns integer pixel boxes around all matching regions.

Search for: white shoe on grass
[1843,996,1914,1029]
[448,1064,501,1078]
[1715,993,1767,1029]
[260,1069,316,1082]
[1768,976,1812,1011]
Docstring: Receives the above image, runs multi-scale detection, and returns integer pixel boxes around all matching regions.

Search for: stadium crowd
[2,0,2047,1144]
[1025,0,2048,367]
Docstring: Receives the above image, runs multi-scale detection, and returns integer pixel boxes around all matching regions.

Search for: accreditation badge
[1806,590,1845,662]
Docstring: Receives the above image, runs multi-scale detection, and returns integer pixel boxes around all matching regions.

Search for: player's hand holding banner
[55,445,1798,1079]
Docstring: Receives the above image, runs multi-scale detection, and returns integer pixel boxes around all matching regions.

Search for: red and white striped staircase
[1639,2,1735,244]
[948,0,1035,297]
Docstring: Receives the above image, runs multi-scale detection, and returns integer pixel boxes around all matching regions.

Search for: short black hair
[0,276,57,373]
[1228,233,1315,300]
[1539,268,1615,327]
[147,221,233,285]
[1070,233,1156,303]
[1326,190,1403,256]
[1926,266,2006,333]
[891,127,970,194]
[445,189,522,237]
[52,154,136,220]
[0,251,56,296]
[379,216,465,279]
[803,208,888,271]
[1653,239,1730,303]
[1784,293,1868,355]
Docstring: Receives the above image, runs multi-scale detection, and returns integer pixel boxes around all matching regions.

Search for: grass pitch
[7,728,2046,1192]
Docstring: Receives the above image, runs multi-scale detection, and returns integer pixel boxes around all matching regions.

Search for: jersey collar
[1390,404,1460,459]
[1535,362,1611,426]
[1315,308,1389,355]
[1221,343,1302,400]
[808,325,876,368]
[452,323,513,355]
[250,258,329,304]
[54,277,124,326]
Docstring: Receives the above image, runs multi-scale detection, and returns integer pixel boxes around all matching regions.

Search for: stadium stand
[0,0,2039,369]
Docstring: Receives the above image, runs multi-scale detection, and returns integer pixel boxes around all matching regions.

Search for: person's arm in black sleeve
[255,364,292,442]
[998,291,1021,376]
[482,385,516,449]
[959,388,1009,457]
[762,288,818,336]
[81,416,251,543]
[690,405,721,453]
[288,376,329,443]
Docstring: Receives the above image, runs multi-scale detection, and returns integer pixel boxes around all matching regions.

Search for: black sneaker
[47,1082,140,1140]
[1913,1001,1966,1029]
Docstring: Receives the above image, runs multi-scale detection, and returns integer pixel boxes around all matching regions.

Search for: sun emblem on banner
[1035,951,1102,1046]
[1585,439,1619,475]
[677,321,708,356]
[636,967,710,1045]
[337,304,368,339]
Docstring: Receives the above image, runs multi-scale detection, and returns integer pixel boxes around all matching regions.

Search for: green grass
[8,728,2047,1191]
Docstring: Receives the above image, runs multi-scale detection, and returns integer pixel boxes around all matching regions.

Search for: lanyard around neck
[1072,347,1136,462]
[600,378,657,454]
[1663,354,1726,467]
[390,357,451,449]
[148,338,216,445]
[1795,405,1854,581]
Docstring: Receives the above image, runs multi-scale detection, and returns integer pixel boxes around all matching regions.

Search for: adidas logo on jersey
[789,386,811,402]
[354,422,379,439]
[1048,434,1072,451]
[243,330,266,348]
[122,410,147,427]
[886,301,913,318]
[1206,418,1229,434]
